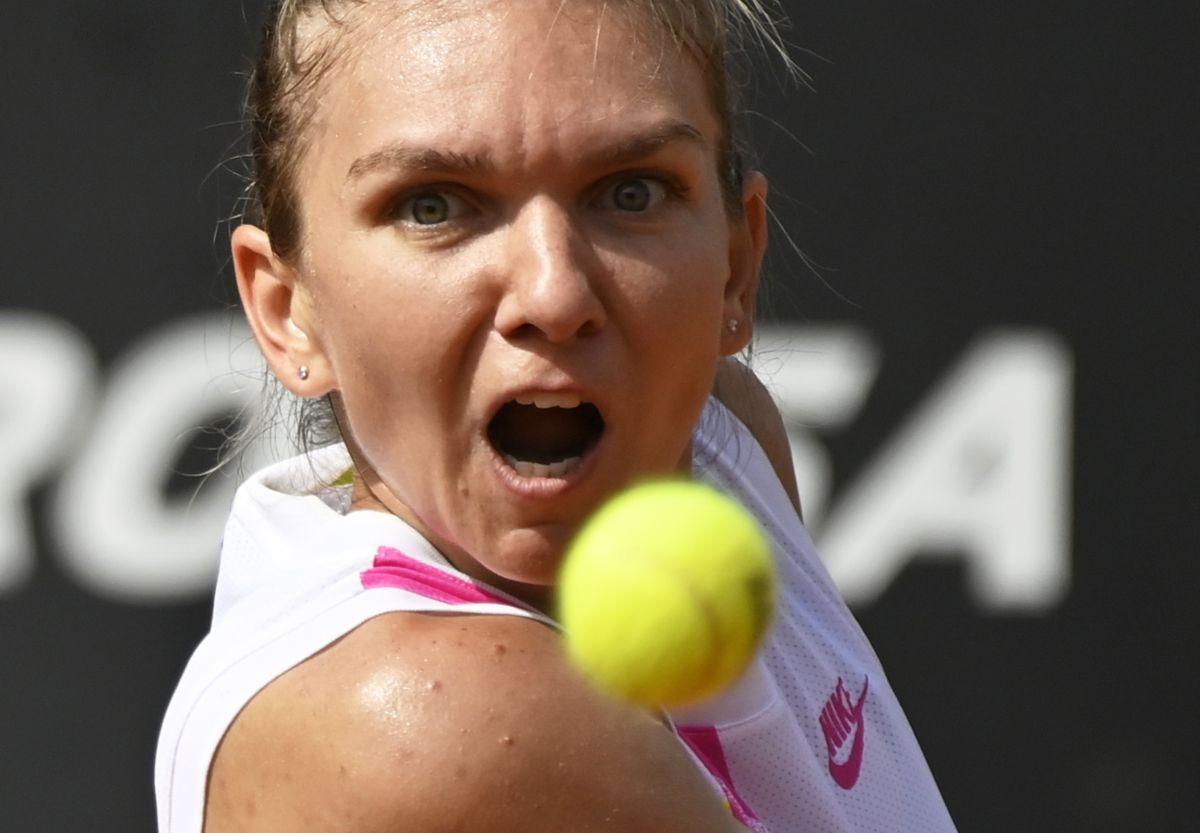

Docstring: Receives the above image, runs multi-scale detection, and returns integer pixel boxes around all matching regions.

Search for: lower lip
[486,434,604,499]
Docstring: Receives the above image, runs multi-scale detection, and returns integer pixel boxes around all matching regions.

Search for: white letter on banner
[818,331,1072,611]
[0,311,96,594]
[53,313,265,601]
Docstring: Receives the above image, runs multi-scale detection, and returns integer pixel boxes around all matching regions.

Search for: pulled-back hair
[236,0,797,458]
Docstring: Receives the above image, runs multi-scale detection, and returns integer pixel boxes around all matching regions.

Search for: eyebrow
[591,120,706,167]
[344,120,707,184]
[346,147,493,182]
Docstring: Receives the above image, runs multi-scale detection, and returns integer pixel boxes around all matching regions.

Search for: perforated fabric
[155,397,955,833]
[676,403,957,831]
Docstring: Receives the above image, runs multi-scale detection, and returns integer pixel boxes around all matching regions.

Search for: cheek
[309,254,456,377]
[312,276,483,467]
[615,235,729,340]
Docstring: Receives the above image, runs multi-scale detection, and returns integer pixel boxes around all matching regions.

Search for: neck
[347,454,556,615]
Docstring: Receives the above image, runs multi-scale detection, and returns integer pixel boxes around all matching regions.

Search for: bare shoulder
[712,357,803,517]
[205,611,744,833]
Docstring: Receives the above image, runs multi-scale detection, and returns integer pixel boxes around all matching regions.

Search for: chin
[486,523,575,586]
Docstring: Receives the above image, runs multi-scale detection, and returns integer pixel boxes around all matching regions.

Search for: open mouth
[486,393,605,479]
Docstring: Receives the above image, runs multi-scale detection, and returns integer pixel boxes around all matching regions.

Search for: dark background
[1,1,1195,830]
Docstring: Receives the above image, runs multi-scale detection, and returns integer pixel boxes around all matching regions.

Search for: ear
[721,170,769,355]
[231,224,332,397]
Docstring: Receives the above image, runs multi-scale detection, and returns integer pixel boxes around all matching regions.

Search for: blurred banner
[1,2,1194,831]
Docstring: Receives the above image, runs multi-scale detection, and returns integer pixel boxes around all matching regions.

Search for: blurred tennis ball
[557,480,775,708]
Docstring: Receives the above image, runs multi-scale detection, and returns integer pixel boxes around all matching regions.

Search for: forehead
[299,0,718,180]
[326,0,698,96]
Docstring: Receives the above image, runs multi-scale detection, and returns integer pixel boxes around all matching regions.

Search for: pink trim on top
[360,546,514,607]
[676,725,766,832]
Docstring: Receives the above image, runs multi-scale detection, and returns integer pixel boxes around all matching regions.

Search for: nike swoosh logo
[818,675,870,790]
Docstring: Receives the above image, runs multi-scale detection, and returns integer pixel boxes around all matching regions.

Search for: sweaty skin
[219,1,773,830]
[206,613,751,833]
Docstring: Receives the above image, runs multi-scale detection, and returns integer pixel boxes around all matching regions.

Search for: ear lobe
[231,224,331,396]
[721,171,769,355]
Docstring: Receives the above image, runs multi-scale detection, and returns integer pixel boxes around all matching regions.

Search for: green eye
[410,194,450,225]
[612,179,652,211]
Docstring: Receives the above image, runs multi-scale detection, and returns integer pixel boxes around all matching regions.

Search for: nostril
[494,211,607,342]
[496,300,605,343]
[509,274,607,342]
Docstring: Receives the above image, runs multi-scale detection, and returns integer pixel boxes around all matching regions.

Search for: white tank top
[155,398,956,832]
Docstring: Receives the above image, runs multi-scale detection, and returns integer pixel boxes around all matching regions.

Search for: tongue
[490,403,600,464]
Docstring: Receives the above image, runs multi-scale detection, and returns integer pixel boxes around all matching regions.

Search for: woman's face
[272,0,765,600]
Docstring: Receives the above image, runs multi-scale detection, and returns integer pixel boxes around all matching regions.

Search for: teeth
[513,392,583,409]
[547,456,582,476]
[503,454,583,478]
[504,456,532,477]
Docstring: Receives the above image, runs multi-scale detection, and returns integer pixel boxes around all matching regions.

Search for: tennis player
[155,1,957,830]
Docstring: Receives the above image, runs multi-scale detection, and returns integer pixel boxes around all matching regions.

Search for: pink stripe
[676,725,765,831]
[360,546,512,607]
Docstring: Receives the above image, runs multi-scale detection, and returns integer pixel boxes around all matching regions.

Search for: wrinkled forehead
[299,0,702,110]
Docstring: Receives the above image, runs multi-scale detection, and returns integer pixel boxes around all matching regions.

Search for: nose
[493,198,607,343]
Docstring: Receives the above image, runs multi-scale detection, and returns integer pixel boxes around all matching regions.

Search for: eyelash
[388,188,475,228]
[595,173,690,211]
[384,172,690,229]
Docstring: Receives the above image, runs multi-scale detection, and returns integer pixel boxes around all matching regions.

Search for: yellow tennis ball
[557,480,776,708]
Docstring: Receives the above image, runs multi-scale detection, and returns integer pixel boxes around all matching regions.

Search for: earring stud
[298,365,310,381]
[727,319,740,334]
